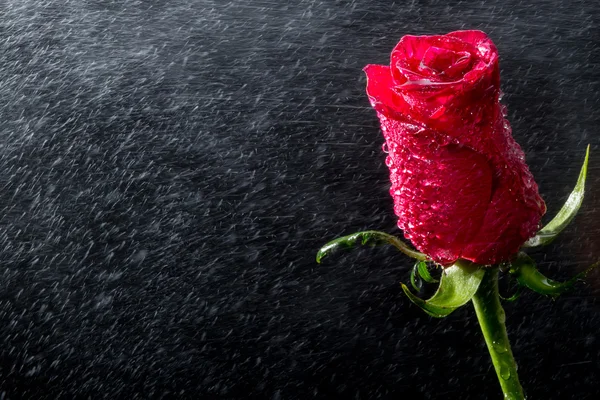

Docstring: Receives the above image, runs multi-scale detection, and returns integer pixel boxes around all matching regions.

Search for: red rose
[364,30,546,266]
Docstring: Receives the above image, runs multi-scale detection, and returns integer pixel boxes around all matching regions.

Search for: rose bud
[364,30,546,266]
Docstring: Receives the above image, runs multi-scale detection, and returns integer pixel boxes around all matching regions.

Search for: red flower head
[364,30,546,266]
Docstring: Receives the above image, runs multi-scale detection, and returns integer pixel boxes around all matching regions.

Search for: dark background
[0,0,599,399]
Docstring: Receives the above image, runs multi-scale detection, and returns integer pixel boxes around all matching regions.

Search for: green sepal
[499,284,522,302]
[417,260,439,283]
[509,252,599,297]
[410,261,439,291]
[524,145,590,247]
[316,230,427,263]
[410,263,422,291]
[401,261,485,318]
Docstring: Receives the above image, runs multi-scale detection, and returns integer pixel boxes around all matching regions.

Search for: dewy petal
[380,117,493,266]
[364,64,412,117]
[390,35,440,83]
[391,33,479,83]
[386,31,499,131]
[460,122,546,264]
[420,47,472,79]
[445,30,489,43]
[445,30,495,57]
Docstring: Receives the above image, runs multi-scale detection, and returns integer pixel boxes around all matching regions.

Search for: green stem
[471,267,525,400]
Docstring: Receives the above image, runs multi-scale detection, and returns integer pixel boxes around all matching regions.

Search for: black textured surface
[0,1,599,399]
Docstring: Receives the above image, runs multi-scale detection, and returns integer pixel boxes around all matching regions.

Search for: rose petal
[445,30,488,43]
[460,126,546,264]
[364,64,412,119]
[380,117,493,265]
[387,32,499,130]
[420,47,472,79]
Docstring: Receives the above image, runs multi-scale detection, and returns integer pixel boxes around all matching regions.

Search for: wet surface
[0,0,599,398]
